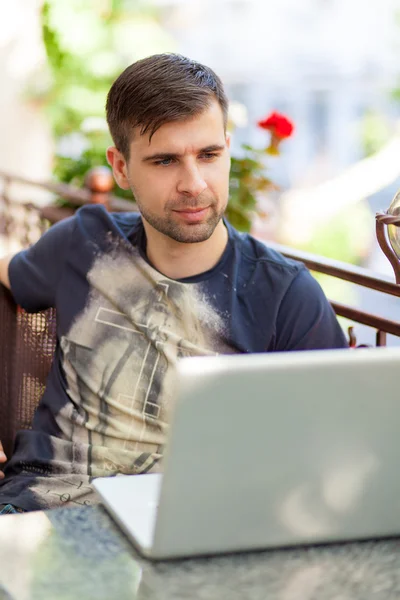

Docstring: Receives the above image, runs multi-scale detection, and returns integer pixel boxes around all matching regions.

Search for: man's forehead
[129,101,225,152]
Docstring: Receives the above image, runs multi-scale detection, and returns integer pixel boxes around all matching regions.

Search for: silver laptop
[93,346,400,560]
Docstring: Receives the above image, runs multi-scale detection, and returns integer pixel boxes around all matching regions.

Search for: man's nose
[176,165,207,197]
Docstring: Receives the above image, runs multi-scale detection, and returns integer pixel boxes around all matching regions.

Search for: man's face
[108,100,231,244]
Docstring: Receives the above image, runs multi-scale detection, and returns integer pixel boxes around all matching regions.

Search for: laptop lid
[151,347,400,558]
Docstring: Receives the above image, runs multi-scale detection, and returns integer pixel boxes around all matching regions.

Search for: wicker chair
[0,284,56,463]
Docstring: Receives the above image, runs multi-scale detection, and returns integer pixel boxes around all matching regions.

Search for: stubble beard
[136,197,228,244]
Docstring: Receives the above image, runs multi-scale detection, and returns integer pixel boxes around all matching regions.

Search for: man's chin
[141,209,224,244]
[168,224,216,244]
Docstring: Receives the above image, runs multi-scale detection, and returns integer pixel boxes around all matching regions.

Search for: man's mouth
[175,207,208,212]
[173,206,210,222]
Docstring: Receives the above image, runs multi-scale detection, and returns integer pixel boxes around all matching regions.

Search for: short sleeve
[8,216,76,312]
[275,268,348,351]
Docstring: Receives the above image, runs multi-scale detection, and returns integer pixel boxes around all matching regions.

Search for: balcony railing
[0,167,135,249]
[1,167,399,348]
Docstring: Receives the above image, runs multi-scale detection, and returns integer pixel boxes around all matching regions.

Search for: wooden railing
[0,167,135,247]
[1,167,399,347]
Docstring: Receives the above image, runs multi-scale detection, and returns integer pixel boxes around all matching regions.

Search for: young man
[0,54,347,513]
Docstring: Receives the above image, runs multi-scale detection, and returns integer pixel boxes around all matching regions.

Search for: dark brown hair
[106,53,229,158]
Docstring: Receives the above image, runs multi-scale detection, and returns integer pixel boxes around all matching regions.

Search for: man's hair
[106,53,229,158]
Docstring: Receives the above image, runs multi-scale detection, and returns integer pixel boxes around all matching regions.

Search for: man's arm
[275,268,348,351]
[0,254,13,290]
[4,216,76,313]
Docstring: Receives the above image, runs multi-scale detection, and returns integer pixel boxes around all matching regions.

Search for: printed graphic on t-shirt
[57,244,231,479]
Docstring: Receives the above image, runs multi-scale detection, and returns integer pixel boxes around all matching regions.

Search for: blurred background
[1,0,399,343]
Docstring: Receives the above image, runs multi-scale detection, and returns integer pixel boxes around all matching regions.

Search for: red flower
[257,112,294,139]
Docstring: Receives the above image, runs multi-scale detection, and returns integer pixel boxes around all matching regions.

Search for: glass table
[0,505,400,600]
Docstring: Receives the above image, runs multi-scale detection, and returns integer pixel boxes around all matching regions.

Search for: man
[0,53,348,514]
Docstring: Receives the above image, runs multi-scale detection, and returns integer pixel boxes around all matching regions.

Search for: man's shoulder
[228,223,304,279]
[76,204,140,228]
[73,205,142,242]
[108,209,142,237]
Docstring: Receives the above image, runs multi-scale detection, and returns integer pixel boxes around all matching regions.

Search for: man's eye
[154,158,173,166]
[201,153,218,160]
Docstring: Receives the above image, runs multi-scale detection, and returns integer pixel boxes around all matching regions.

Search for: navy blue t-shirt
[0,205,347,510]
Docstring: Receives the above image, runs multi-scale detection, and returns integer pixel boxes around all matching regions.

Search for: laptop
[93,346,400,560]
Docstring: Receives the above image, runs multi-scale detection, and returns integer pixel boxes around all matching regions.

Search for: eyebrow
[141,144,226,163]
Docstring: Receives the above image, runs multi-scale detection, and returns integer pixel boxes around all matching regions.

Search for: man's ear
[106,147,131,190]
[225,132,231,149]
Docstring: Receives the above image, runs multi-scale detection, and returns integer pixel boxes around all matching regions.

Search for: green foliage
[227,147,274,231]
[40,0,175,137]
[41,1,118,135]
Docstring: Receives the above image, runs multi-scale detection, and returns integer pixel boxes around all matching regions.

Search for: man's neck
[143,220,229,280]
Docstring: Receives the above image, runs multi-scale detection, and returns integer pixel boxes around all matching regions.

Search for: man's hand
[0,441,7,479]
